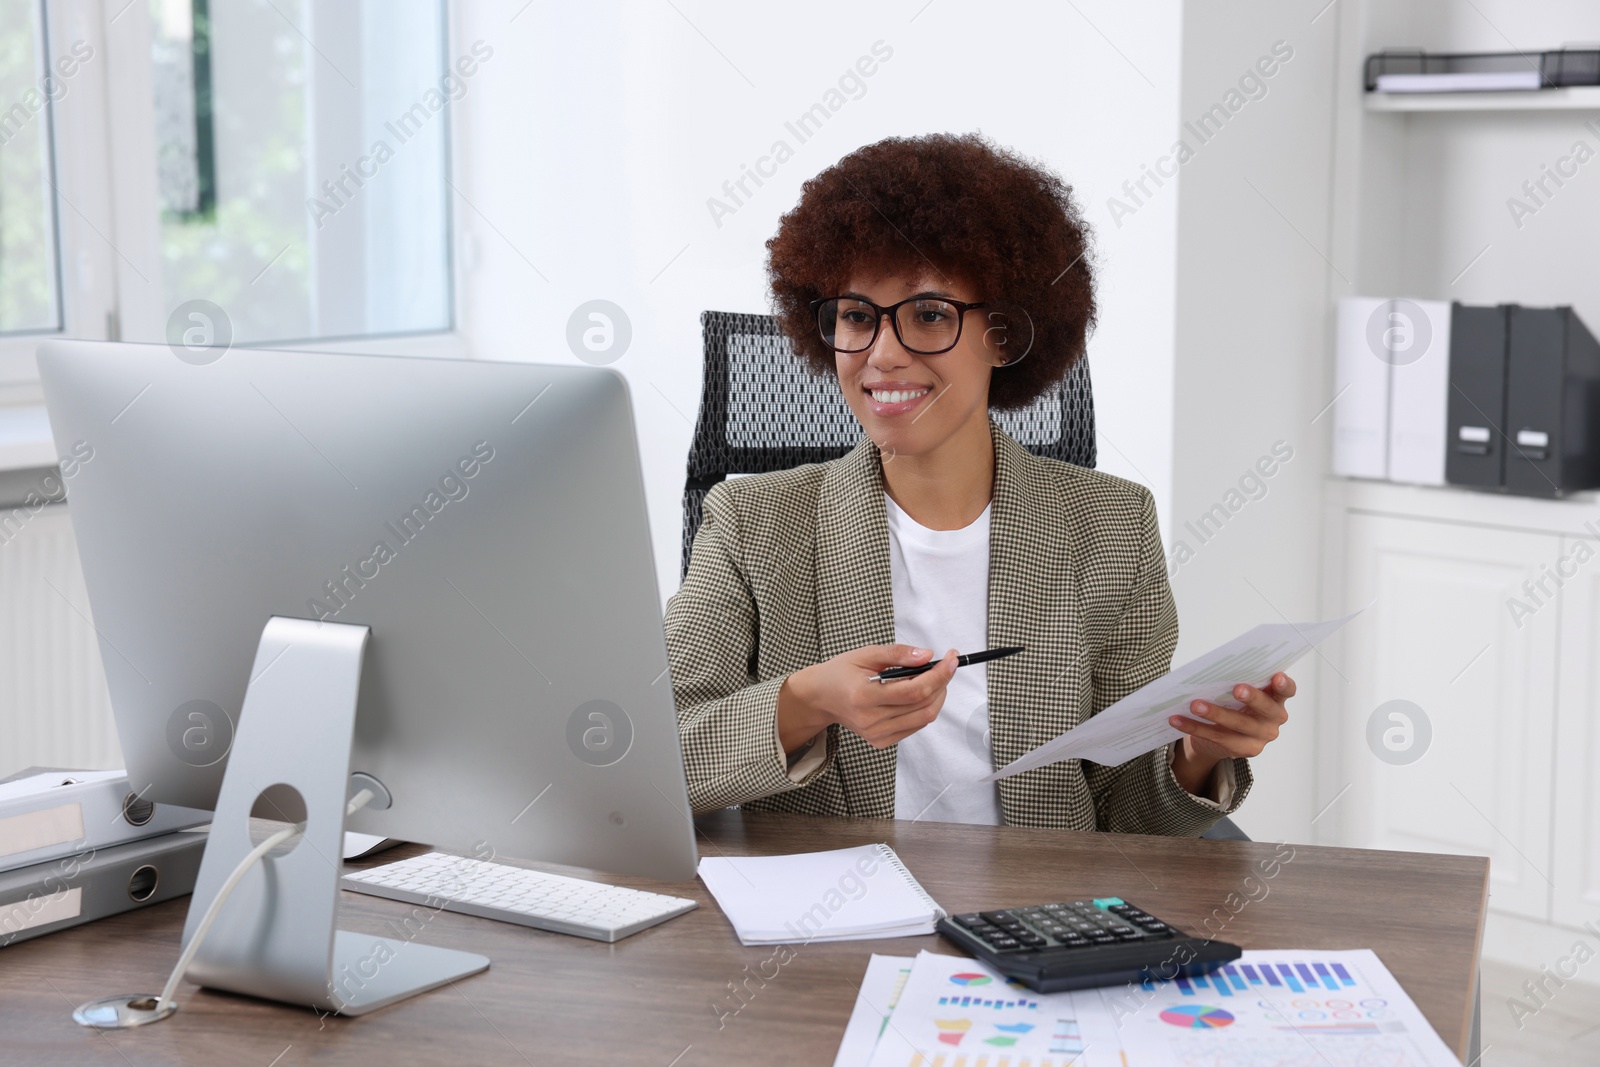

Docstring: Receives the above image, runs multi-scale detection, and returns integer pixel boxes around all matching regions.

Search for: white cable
[154,788,375,1013]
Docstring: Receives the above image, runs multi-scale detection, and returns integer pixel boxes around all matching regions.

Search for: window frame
[0,0,469,409]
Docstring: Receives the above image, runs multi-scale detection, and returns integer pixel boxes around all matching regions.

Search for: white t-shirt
[885,494,1003,825]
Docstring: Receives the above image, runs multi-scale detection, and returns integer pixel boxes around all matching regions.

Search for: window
[129,0,453,346]
[134,0,453,346]
[1,0,455,370]
[0,0,63,337]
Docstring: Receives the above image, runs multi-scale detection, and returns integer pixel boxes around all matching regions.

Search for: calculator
[935,897,1241,993]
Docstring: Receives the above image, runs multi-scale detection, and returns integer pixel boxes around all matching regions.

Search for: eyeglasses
[810,295,990,356]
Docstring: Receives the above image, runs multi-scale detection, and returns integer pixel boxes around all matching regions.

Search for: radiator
[0,504,121,777]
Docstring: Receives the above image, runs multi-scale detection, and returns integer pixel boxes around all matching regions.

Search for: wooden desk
[4,811,1487,1066]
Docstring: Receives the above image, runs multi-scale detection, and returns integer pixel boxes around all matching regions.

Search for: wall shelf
[1365,85,1600,111]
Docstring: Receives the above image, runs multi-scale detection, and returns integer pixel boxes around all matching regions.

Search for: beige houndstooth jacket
[664,421,1251,834]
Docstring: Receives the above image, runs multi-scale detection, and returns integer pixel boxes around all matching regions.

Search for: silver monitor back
[37,340,697,882]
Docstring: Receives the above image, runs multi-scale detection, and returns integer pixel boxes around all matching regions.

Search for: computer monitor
[37,339,699,1014]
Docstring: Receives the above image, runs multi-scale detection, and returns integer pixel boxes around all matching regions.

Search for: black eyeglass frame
[809,295,992,356]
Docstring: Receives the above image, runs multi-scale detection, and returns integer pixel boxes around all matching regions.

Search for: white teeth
[869,389,928,405]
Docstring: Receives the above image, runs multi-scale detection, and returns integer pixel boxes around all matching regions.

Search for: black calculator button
[1089,934,1116,944]
[954,914,985,928]
[1018,934,1047,947]
[991,937,1020,950]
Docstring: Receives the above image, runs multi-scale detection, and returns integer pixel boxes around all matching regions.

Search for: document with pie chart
[1115,948,1462,1066]
[861,951,1130,1067]
[857,948,1461,1067]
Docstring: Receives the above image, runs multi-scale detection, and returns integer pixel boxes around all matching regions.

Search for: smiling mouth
[866,387,931,404]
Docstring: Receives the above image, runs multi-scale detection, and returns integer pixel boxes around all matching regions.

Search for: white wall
[1167,1,1341,843]
[452,0,1185,603]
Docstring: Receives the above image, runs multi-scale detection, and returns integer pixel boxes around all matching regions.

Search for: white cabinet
[1326,479,1600,939]
[1555,545,1600,928]
[1339,509,1558,920]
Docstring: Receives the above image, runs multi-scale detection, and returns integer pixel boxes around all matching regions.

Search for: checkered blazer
[664,422,1251,834]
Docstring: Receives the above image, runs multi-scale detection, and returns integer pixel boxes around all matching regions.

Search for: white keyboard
[341,851,697,942]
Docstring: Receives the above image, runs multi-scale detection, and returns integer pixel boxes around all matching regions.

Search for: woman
[664,132,1294,834]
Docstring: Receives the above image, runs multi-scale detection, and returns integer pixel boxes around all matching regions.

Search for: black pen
[869,646,1024,684]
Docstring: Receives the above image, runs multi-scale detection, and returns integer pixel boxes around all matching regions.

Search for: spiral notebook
[698,844,945,945]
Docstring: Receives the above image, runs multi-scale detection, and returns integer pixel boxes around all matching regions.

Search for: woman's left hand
[1168,671,1295,795]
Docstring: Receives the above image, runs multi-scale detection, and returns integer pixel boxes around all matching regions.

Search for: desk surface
[5,811,1487,1066]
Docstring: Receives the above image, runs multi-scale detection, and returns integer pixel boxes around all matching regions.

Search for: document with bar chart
[1116,949,1460,1066]
[854,948,1460,1067]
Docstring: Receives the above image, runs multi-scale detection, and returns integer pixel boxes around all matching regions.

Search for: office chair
[680,309,1247,842]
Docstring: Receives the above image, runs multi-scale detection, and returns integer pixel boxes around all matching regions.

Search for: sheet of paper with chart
[986,608,1363,781]
[850,947,1462,1067]
[860,951,1133,1067]
[832,954,913,1067]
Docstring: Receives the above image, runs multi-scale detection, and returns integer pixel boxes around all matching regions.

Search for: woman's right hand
[777,644,960,752]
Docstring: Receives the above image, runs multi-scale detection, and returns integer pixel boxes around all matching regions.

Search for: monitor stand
[180,616,489,1014]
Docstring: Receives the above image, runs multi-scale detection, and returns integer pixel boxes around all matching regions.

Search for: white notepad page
[698,844,945,946]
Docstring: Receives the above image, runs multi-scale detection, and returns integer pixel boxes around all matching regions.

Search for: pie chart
[1159,1005,1235,1029]
[949,973,992,987]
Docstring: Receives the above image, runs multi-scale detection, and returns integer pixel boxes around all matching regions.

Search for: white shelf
[1365,85,1600,112]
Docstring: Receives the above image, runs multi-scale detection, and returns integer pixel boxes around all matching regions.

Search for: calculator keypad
[951,900,1175,955]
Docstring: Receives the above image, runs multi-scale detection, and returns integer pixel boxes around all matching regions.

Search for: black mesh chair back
[682,310,1097,577]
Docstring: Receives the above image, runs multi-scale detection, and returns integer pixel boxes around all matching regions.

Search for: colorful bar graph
[1261,966,1281,987]
[935,995,1038,1010]
[1175,976,1193,995]
[1332,962,1356,986]
[1295,963,1317,986]
[1277,964,1304,993]
[1313,962,1339,991]
[1240,964,1261,984]
[1211,972,1234,997]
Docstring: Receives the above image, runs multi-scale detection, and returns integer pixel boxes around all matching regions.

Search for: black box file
[1445,304,1511,490]
[1504,306,1600,497]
